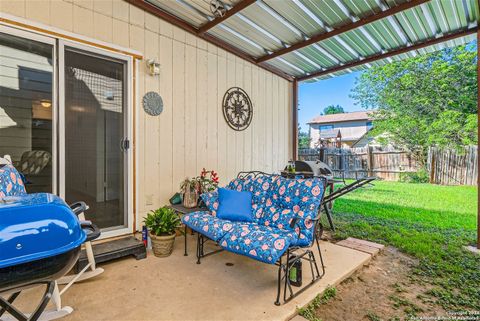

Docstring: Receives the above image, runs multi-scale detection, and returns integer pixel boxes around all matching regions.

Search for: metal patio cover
[128,0,479,82]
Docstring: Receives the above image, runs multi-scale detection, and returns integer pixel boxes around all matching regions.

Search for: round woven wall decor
[222,87,253,131]
[142,91,163,116]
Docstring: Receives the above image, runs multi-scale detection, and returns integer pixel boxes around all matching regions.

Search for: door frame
[58,39,134,239]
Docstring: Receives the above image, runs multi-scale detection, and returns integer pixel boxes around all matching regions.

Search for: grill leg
[0,281,55,321]
[0,292,20,318]
[29,282,55,321]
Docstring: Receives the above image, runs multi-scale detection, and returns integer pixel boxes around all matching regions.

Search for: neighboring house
[308,111,374,148]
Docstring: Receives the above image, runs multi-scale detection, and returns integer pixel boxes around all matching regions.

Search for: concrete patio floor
[13,234,372,321]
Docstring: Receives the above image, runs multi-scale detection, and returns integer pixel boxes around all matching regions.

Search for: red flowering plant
[180,168,219,196]
[197,168,219,193]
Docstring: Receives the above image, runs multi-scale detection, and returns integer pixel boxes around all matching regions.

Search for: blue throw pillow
[216,187,253,222]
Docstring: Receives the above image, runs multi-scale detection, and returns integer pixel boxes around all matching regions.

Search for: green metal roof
[146,0,478,82]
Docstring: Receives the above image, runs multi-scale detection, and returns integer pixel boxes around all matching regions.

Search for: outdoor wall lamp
[146,59,160,76]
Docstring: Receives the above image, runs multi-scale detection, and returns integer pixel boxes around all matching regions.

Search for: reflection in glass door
[62,46,128,231]
[0,30,55,193]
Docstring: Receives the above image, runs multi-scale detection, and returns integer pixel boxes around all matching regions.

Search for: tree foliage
[323,104,345,115]
[298,126,311,149]
[351,42,478,164]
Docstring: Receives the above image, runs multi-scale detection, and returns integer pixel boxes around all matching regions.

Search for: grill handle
[80,220,101,242]
[69,201,89,216]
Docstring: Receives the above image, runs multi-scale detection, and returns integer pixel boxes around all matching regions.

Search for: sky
[298,71,363,133]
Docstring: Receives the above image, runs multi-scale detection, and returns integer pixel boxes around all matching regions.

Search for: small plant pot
[150,233,176,257]
[182,191,198,208]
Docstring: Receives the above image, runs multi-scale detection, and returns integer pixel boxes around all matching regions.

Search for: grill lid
[0,193,87,268]
[290,160,334,178]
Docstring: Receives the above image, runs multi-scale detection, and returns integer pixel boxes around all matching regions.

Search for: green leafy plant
[399,169,429,183]
[143,206,181,236]
[180,168,219,194]
[180,177,199,193]
[351,42,478,165]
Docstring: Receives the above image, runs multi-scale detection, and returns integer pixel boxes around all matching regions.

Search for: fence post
[319,148,324,162]
[428,147,435,184]
[366,146,374,177]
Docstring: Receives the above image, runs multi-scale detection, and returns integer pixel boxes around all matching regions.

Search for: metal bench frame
[194,171,327,305]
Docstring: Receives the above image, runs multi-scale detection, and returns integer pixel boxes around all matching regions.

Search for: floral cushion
[272,177,325,247]
[219,223,298,264]
[273,177,324,209]
[182,211,237,242]
[227,175,278,221]
[200,190,219,216]
[0,164,26,198]
[258,206,296,231]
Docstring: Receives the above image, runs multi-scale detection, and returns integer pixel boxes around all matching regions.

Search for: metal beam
[297,27,478,82]
[256,0,430,63]
[126,0,293,81]
[292,79,298,160]
[198,0,257,35]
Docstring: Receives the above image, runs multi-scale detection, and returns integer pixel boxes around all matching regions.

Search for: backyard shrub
[399,169,429,183]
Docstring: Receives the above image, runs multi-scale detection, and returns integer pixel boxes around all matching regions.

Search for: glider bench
[181,171,327,305]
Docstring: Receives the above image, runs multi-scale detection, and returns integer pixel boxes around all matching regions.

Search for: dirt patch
[312,246,448,321]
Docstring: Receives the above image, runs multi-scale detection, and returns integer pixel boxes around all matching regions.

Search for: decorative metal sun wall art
[222,87,253,131]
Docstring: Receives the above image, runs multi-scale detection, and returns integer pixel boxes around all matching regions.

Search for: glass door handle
[120,138,130,151]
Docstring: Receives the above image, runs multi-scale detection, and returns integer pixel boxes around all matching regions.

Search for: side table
[168,204,207,256]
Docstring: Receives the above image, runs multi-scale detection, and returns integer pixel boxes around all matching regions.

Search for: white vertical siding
[1,0,293,226]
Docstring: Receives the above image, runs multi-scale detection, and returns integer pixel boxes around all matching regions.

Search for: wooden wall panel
[184,43,197,177]
[216,52,227,183]
[196,48,208,172]
[207,51,218,171]
[158,34,174,208]
[172,40,186,204]
[4,1,293,227]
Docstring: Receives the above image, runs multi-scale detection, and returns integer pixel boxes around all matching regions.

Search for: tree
[323,105,344,115]
[298,125,311,149]
[350,42,478,165]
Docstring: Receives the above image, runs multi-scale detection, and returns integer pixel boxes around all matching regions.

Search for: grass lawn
[327,181,478,311]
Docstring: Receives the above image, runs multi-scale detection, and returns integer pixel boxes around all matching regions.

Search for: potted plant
[180,177,199,208]
[179,169,220,208]
[143,206,181,257]
[198,168,219,193]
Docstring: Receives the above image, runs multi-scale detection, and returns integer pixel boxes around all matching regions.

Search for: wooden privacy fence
[298,146,419,181]
[427,146,478,186]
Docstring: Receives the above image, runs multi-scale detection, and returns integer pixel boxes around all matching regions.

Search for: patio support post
[477,26,479,249]
[292,79,298,161]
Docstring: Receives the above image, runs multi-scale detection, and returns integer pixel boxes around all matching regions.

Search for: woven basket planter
[150,233,176,257]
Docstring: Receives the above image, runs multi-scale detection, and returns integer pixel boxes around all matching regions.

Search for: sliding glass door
[59,41,132,236]
[0,24,133,238]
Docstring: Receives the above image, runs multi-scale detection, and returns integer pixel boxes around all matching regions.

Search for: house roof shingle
[308,111,373,125]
